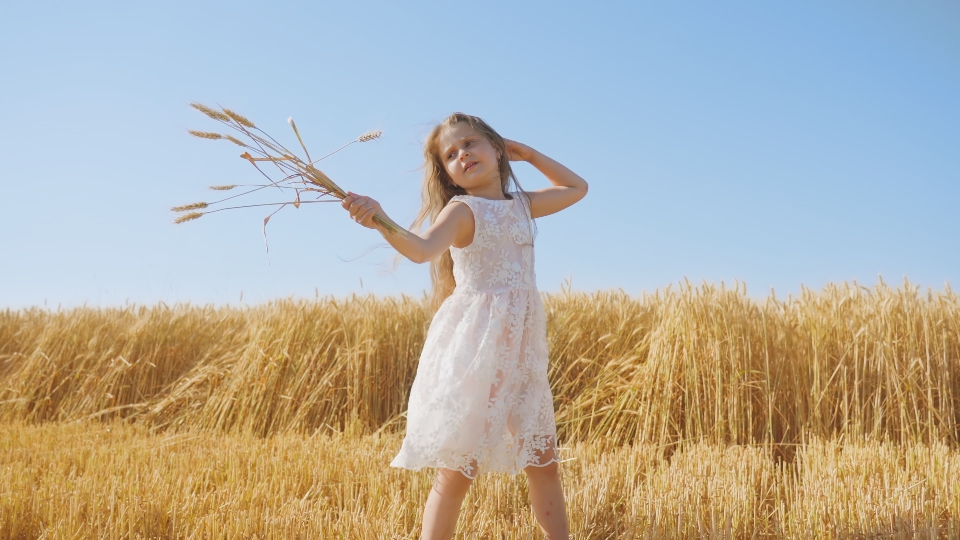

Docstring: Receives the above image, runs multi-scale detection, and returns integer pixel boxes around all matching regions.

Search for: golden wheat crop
[1,279,959,537]
[1,279,957,447]
[1,420,957,538]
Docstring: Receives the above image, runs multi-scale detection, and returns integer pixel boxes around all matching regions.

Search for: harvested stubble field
[1,280,958,538]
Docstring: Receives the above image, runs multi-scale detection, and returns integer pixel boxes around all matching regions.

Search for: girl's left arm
[504,139,588,219]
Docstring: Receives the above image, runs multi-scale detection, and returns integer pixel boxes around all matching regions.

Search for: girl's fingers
[353,203,374,223]
[361,207,376,225]
[351,198,372,211]
[345,197,367,213]
[342,196,380,228]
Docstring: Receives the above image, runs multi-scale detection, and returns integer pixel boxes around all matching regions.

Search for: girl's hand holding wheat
[342,191,385,230]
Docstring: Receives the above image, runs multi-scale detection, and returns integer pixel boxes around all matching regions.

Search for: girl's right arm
[341,191,470,264]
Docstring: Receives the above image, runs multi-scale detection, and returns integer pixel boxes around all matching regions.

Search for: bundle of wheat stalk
[173,103,405,251]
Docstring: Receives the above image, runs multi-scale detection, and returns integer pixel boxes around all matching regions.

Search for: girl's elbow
[411,239,449,265]
[408,248,432,265]
[570,184,588,204]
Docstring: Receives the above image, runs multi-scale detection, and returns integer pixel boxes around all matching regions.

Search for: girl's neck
[462,182,507,201]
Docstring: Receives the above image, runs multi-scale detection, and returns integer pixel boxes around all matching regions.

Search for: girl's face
[437,122,501,191]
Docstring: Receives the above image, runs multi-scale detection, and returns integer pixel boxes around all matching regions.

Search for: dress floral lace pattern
[390,192,559,478]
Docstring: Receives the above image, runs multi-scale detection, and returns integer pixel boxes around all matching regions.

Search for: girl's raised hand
[341,191,384,230]
[503,138,536,162]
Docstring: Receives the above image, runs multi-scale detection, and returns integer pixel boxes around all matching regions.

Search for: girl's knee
[433,468,474,497]
[524,460,560,477]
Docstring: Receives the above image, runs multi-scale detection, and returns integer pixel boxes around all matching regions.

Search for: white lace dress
[390,191,559,479]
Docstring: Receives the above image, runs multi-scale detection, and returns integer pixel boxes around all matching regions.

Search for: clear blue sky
[1,1,957,308]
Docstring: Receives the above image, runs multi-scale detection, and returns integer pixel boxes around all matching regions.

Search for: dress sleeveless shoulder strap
[449,195,485,250]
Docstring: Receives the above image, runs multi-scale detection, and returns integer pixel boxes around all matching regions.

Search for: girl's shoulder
[449,192,531,223]
[444,195,478,221]
[447,194,473,209]
[450,191,525,203]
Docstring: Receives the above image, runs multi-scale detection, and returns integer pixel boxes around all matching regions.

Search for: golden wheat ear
[174,212,203,224]
[224,135,247,147]
[189,102,230,122]
[188,130,223,140]
[221,107,255,128]
[287,117,312,162]
[171,202,209,212]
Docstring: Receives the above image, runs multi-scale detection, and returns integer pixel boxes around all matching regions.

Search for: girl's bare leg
[524,459,570,540]
[420,468,474,540]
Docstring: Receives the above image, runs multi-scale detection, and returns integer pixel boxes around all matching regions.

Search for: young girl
[341,113,587,540]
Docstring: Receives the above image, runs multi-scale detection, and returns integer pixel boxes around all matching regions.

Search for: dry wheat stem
[215,184,303,190]
[231,125,291,193]
[183,103,405,236]
[191,105,294,188]
[207,177,329,207]
[203,200,338,214]
[287,117,312,163]
[195,166,340,211]
[192,112,316,185]
[208,178,293,207]
[239,151,293,195]
[308,131,382,166]
[251,124,298,158]
[174,200,340,224]
[192,105,292,166]
[228,117,303,173]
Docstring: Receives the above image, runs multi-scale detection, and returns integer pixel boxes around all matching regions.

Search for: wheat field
[1,280,958,538]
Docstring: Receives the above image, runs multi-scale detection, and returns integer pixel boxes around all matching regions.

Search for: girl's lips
[464,161,478,172]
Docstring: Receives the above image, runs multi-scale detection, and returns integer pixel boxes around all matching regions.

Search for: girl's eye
[465,140,472,147]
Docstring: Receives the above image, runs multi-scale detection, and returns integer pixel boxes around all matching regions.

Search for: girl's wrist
[526,148,545,165]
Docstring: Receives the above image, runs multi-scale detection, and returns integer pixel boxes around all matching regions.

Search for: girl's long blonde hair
[408,113,537,314]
